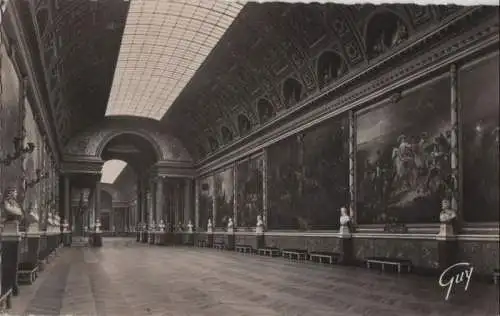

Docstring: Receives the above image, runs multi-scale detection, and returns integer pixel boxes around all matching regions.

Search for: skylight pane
[105,0,243,119]
[101,160,127,184]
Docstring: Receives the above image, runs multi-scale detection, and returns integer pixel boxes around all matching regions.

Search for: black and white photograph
[0,0,498,315]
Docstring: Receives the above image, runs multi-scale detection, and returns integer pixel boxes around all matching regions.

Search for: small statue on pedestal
[1,187,24,233]
[187,220,193,233]
[54,214,61,231]
[47,212,55,232]
[25,202,40,233]
[227,217,234,233]
[177,222,183,232]
[207,218,213,233]
[256,215,264,234]
[158,219,166,232]
[150,221,156,232]
[62,219,69,232]
[95,219,101,233]
[439,199,456,237]
[339,206,352,235]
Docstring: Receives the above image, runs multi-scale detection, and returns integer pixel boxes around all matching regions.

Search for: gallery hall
[0,0,499,315]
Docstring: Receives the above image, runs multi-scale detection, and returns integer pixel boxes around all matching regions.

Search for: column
[233,163,238,227]
[156,177,164,223]
[262,150,268,226]
[110,209,115,232]
[348,109,356,223]
[195,180,200,229]
[147,190,153,227]
[450,64,459,215]
[64,175,70,225]
[95,181,101,224]
[184,178,192,224]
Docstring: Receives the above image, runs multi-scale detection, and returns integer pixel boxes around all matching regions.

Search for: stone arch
[256,98,275,124]
[364,9,410,59]
[316,50,347,89]
[283,77,303,107]
[220,125,234,144]
[237,114,252,136]
[64,125,192,162]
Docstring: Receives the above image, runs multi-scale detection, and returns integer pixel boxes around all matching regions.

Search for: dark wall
[236,155,263,228]
[214,166,234,228]
[356,76,452,224]
[457,240,499,274]
[460,54,499,222]
[267,115,349,230]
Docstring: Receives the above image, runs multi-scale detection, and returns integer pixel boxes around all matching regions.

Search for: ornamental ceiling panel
[105,0,244,119]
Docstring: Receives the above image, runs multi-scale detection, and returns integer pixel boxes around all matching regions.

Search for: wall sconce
[26,169,49,188]
[0,136,35,165]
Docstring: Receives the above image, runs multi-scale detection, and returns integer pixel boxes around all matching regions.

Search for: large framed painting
[198,175,214,229]
[356,75,452,224]
[236,155,263,228]
[214,166,234,228]
[460,53,499,222]
[267,115,349,230]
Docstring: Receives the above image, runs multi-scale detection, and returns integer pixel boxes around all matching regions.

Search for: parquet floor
[9,238,499,316]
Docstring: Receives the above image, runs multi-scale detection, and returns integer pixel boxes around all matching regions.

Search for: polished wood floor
[10,238,499,316]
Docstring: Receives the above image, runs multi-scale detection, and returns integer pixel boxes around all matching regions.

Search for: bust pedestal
[136,228,141,242]
[1,222,22,297]
[437,223,457,270]
[225,231,235,251]
[338,225,353,265]
[24,226,41,274]
[140,228,148,243]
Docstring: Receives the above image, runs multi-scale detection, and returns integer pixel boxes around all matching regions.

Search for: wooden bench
[0,287,12,312]
[309,252,340,264]
[197,240,207,247]
[366,257,412,273]
[257,247,281,257]
[17,263,39,285]
[235,245,253,253]
[282,249,308,261]
[213,242,225,250]
[493,269,499,285]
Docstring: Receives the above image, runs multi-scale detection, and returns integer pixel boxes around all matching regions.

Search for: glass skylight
[101,160,127,184]
[105,0,244,120]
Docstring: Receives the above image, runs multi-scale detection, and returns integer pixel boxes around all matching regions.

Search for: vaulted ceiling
[18,1,474,162]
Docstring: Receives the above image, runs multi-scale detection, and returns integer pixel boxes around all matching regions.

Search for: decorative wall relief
[198,175,214,229]
[356,76,451,224]
[268,115,349,230]
[236,155,263,228]
[214,166,234,228]
[461,54,499,222]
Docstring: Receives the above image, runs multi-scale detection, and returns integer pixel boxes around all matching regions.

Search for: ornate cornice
[150,161,196,179]
[60,159,103,175]
[197,10,498,175]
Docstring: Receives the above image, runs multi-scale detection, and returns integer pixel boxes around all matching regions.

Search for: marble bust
[227,217,234,233]
[25,202,40,232]
[207,218,213,232]
[256,215,264,234]
[339,207,352,235]
[187,220,193,233]
[150,221,156,231]
[1,187,24,230]
[62,219,69,232]
[95,219,102,232]
[158,220,166,232]
[439,199,457,223]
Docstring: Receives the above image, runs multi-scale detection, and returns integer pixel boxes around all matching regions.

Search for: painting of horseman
[356,76,452,224]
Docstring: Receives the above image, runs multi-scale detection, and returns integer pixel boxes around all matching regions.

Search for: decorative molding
[196,13,498,175]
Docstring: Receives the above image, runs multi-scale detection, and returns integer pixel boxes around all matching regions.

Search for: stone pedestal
[437,225,457,271]
[338,232,353,265]
[148,231,155,244]
[90,232,102,247]
[1,223,22,297]
[136,230,141,242]
[207,233,214,248]
[225,233,235,250]
[63,231,72,247]
[24,229,41,271]
[140,231,148,243]
[256,234,265,249]
[184,233,194,246]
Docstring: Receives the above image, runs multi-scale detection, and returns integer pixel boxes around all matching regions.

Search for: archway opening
[317,51,347,89]
[366,11,409,59]
[257,98,275,123]
[283,78,303,107]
